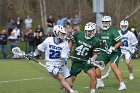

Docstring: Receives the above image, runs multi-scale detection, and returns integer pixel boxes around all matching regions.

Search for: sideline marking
[0,77,44,83]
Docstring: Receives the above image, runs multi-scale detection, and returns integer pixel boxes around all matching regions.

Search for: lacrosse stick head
[90,60,105,70]
[12,47,25,57]
[97,61,105,70]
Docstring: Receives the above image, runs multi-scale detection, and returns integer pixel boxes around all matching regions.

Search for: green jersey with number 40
[100,26,122,51]
[71,31,100,62]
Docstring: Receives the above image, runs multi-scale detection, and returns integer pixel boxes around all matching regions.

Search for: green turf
[0,59,140,93]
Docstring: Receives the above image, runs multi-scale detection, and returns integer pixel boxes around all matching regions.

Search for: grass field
[0,58,140,93]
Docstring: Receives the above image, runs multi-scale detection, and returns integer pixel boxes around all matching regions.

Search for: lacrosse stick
[69,56,105,70]
[94,48,108,53]
[12,47,46,67]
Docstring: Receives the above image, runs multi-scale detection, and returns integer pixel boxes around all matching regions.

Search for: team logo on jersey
[49,45,62,50]
[78,40,92,48]
[101,36,109,39]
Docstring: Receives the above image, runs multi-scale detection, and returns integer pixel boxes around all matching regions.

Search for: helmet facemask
[120,20,128,31]
[57,31,67,41]
[53,25,67,43]
[101,21,111,30]
[85,30,95,39]
[101,16,112,30]
[84,22,96,39]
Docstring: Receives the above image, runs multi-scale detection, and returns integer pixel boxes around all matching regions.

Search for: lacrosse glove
[107,46,115,54]
[87,58,95,64]
[25,52,37,60]
[130,47,137,54]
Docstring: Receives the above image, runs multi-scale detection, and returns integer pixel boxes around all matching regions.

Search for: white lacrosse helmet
[120,20,129,31]
[53,25,67,41]
[84,22,96,39]
[101,16,112,30]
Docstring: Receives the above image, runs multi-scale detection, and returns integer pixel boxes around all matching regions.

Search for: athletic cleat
[118,84,127,90]
[70,90,79,93]
[129,75,134,80]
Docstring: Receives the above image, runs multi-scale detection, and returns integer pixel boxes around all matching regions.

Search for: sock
[70,89,74,92]
[130,73,133,76]
[120,82,125,86]
[91,89,95,93]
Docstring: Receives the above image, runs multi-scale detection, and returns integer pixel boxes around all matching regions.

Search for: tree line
[0,0,140,30]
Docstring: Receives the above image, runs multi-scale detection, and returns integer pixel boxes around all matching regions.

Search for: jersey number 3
[121,40,128,47]
[75,45,89,56]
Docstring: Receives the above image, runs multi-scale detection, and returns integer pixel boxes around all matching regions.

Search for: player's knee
[125,60,130,64]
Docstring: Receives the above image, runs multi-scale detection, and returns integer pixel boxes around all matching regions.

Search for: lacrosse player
[32,25,78,93]
[101,20,138,80]
[95,16,127,90]
[68,22,101,93]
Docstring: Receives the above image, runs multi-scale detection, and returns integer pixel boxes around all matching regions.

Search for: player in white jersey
[33,25,78,93]
[101,20,138,80]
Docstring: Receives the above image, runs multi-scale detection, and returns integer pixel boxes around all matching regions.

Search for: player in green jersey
[95,16,127,90]
[68,22,100,93]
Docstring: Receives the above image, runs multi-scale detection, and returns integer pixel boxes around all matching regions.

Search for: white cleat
[118,84,127,90]
[129,75,134,80]
[101,73,109,80]
[70,90,79,93]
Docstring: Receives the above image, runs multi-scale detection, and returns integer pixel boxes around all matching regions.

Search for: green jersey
[71,31,100,62]
[100,26,122,52]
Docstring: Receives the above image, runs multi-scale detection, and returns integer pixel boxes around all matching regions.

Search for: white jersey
[37,37,70,62]
[37,37,70,78]
[118,30,138,51]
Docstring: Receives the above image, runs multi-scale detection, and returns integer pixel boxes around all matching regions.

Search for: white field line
[0,77,44,84]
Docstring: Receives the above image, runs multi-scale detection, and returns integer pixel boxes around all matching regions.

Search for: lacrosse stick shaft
[32,59,46,67]
[95,48,108,53]
[69,55,105,70]
[69,56,87,62]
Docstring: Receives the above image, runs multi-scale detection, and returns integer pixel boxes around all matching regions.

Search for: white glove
[130,47,137,54]
[107,46,115,54]
[87,58,95,64]
[87,59,91,64]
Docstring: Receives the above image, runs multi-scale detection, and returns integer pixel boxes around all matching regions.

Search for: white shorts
[45,61,70,78]
[121,50,132,60]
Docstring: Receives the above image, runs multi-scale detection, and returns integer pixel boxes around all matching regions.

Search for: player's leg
[95,53,108,88]
[69,61,83,85]
[87,68,96,93]
[63,65,73,88]
[83,63,97,93]
[110,54,127,90]
[124,52,134,80]
[101,53,124,80]
[55,73,78,93]
[46,63,78,93]
[95,67,104,89]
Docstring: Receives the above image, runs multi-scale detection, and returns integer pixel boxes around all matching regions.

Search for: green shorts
[97,52,121,66]
[70,61,94,77]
